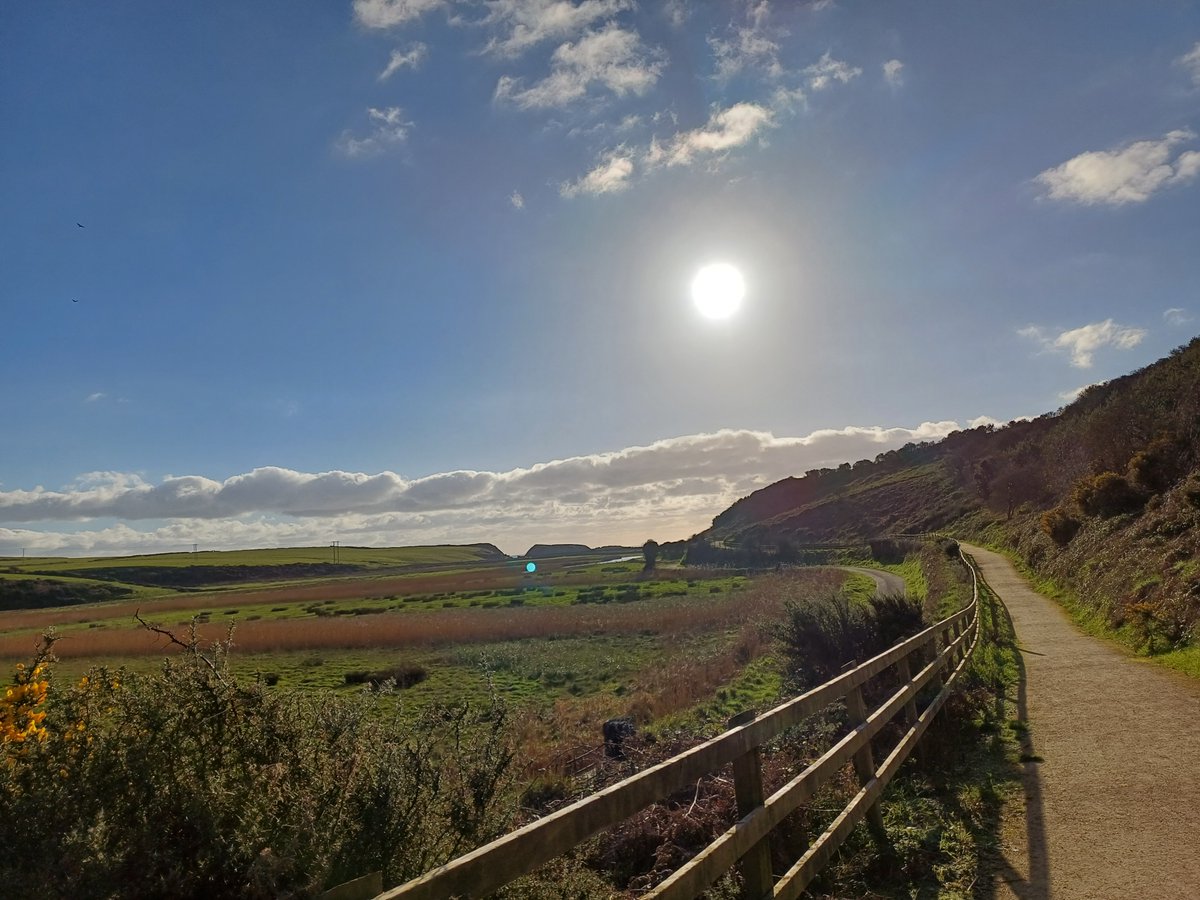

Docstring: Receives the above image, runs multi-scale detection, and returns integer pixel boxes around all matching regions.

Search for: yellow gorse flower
[2,660,52,748]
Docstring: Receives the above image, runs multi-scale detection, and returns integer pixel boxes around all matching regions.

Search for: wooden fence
[379,552,981,900]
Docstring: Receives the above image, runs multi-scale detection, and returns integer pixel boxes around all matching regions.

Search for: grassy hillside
[697,336,1200,669]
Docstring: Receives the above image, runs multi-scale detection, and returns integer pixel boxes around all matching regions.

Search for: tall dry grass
[0,569,843,662]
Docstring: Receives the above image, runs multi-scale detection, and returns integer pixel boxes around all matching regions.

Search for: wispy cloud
[0,420,995,554]
[1163,307,1192,327]
[803,51,861,90]
[1177,41,1200,87]
[882,58,904,86]
[560,99,774,195]
[493,24,663,109]
[509,190,525,208]
[479,0,633,58]
[85,392,107,403]
[1019,319,1147,368]
[560,151,634,196]
[647,101,774,168]
[353,0,448,29]
[378,42,428,79]
[709,1,784,81]
[336,106,413,157]
[1036,130,1200,205]
[663,0,689,27]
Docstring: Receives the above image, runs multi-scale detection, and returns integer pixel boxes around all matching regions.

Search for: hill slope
[697,336,1200,656]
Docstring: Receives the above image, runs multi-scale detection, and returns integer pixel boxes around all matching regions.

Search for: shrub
[1041,506,1082,546]
[0,631,512,898]
[780,587,925,691]
[867,592,925,650]
[778,593,877,689]
[1185,473,1200,509]
[1127,434,1190,493]
[1071,471,1146,518]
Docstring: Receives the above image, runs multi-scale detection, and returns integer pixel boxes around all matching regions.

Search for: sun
[691,263,745,320]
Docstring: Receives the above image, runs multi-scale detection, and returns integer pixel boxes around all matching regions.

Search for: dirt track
[962,544,1200,899]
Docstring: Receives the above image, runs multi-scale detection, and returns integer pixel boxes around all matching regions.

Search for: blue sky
[2,0,1199,555]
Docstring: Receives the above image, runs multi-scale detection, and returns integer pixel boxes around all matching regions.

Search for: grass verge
[981,542,1200,680]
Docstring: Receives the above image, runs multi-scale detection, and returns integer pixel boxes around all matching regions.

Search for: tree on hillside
[642,539,659,572]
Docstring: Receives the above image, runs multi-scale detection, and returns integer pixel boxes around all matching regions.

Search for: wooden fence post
[894,653,922,766]
[727,710,774,899]
[844,686,888,847]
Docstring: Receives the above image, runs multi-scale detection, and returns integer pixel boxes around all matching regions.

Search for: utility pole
[192,543,198,563]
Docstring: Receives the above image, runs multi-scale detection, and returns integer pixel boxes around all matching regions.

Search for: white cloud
[709,1,784,81]
[509,190,525,208]
[1036,130,1200,205]
[561,96,779,196]
[0,421,993,554]
[1019,319,1147,368]
[560,152,634,196]
[882,58,904,86]
[336,106,413,157]
[85,392,107,403]
[378,42,428,79]
[1058,382,1102,403]
[479,0,633,58]
[648,101,774,168]
[1177,41,1200,86]
[803,51,861,90]
[353,0,447,29]
[1163,307,1192,327]
[493,24,663,109]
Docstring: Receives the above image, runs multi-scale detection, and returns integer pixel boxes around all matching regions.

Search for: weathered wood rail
[380,552,981,900]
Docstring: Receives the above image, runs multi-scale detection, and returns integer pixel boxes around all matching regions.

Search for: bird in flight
[72,298,78,303]
[77,222,84,228]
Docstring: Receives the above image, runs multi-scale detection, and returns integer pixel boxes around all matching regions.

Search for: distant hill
[523,544,594,559]
[522,544,642,559]
[695,336,1200,647]
[0,543,509,602]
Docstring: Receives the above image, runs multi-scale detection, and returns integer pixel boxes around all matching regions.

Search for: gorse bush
[1040,506,1082,546]
[0,627,515,899]
[1071,471,1146,518]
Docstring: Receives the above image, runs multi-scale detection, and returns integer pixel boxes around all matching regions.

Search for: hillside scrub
[0,631,517,899]
[700,338,1200,671]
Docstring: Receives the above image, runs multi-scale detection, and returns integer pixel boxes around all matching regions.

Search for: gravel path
[962,544,1200,899]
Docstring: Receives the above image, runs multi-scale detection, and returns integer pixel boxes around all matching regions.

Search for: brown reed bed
[0,569,843,661]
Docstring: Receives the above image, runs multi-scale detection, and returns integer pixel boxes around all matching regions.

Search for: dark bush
[868,592,925,650]
[1041,506,1082,546]
[1127,434,1191,493]
[1184,473,1200,509]
[1071,471,1146,518]
[780,587,926,691]
[779,593,877,689]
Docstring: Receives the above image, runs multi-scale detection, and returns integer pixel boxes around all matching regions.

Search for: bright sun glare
[691,263,745,320]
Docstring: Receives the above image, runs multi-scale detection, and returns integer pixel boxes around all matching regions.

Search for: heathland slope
[695,336,1200,662]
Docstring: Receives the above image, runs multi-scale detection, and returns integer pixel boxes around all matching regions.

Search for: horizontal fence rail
[380,551,982,900]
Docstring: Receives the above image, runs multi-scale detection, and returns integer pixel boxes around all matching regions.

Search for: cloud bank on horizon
[2,419,997,556]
